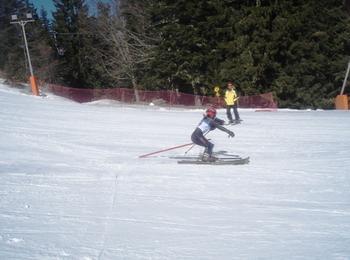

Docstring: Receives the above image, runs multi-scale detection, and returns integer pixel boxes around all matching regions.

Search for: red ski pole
[139,142,193,158]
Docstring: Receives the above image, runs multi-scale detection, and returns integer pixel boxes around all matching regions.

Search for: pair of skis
[170,151,249,165]
[224,119,242,126]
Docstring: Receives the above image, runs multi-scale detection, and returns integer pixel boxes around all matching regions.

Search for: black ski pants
[191,128,214,155]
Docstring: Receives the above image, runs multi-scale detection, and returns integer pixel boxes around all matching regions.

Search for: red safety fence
[45,84,278,109]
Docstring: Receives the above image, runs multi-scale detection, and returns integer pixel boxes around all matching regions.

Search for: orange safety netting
[46,84,278,109]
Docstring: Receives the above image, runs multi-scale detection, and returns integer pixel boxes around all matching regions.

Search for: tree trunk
[131,76,140,103]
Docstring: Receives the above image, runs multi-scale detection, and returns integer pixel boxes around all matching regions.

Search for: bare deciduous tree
[96,0,157,102]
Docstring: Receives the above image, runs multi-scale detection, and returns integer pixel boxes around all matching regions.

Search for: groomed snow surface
[1,82,350,260]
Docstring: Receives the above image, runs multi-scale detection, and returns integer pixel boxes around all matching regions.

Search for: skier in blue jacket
[191,107,235,161]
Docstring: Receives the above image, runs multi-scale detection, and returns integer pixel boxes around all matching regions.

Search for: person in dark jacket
[191,107,235,161]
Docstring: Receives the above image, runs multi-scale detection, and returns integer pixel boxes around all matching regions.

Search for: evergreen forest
[1,0,350,108]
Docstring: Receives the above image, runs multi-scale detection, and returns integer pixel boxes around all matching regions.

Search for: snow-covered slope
[1,83,350,259]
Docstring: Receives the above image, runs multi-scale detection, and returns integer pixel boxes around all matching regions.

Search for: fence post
[335,95,348,110]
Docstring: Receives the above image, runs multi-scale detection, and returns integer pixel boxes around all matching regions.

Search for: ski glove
[228,131,235,138]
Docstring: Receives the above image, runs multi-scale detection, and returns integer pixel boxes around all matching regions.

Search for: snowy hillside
[1,82,350,260]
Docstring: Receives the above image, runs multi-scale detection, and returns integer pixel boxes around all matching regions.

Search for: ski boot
[201,152,218,162]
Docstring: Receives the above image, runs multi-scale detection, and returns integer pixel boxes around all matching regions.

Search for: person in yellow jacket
[224,81,241,124]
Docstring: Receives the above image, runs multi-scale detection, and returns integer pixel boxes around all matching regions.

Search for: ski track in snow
[1,83,350,259]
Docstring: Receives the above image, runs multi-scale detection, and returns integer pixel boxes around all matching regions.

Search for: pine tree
[0,0,54,83]
[0,0,28,80]
[146,0,350,108]
[147,0,215,93]
[269,0,350,108]
[28,6,57,83]
[94,0,156,99]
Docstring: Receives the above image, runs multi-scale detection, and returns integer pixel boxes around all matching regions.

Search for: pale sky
[29,0,111,19]
[29,0,55,19]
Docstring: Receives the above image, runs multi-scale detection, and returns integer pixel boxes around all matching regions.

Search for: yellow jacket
[225,89,238,105]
